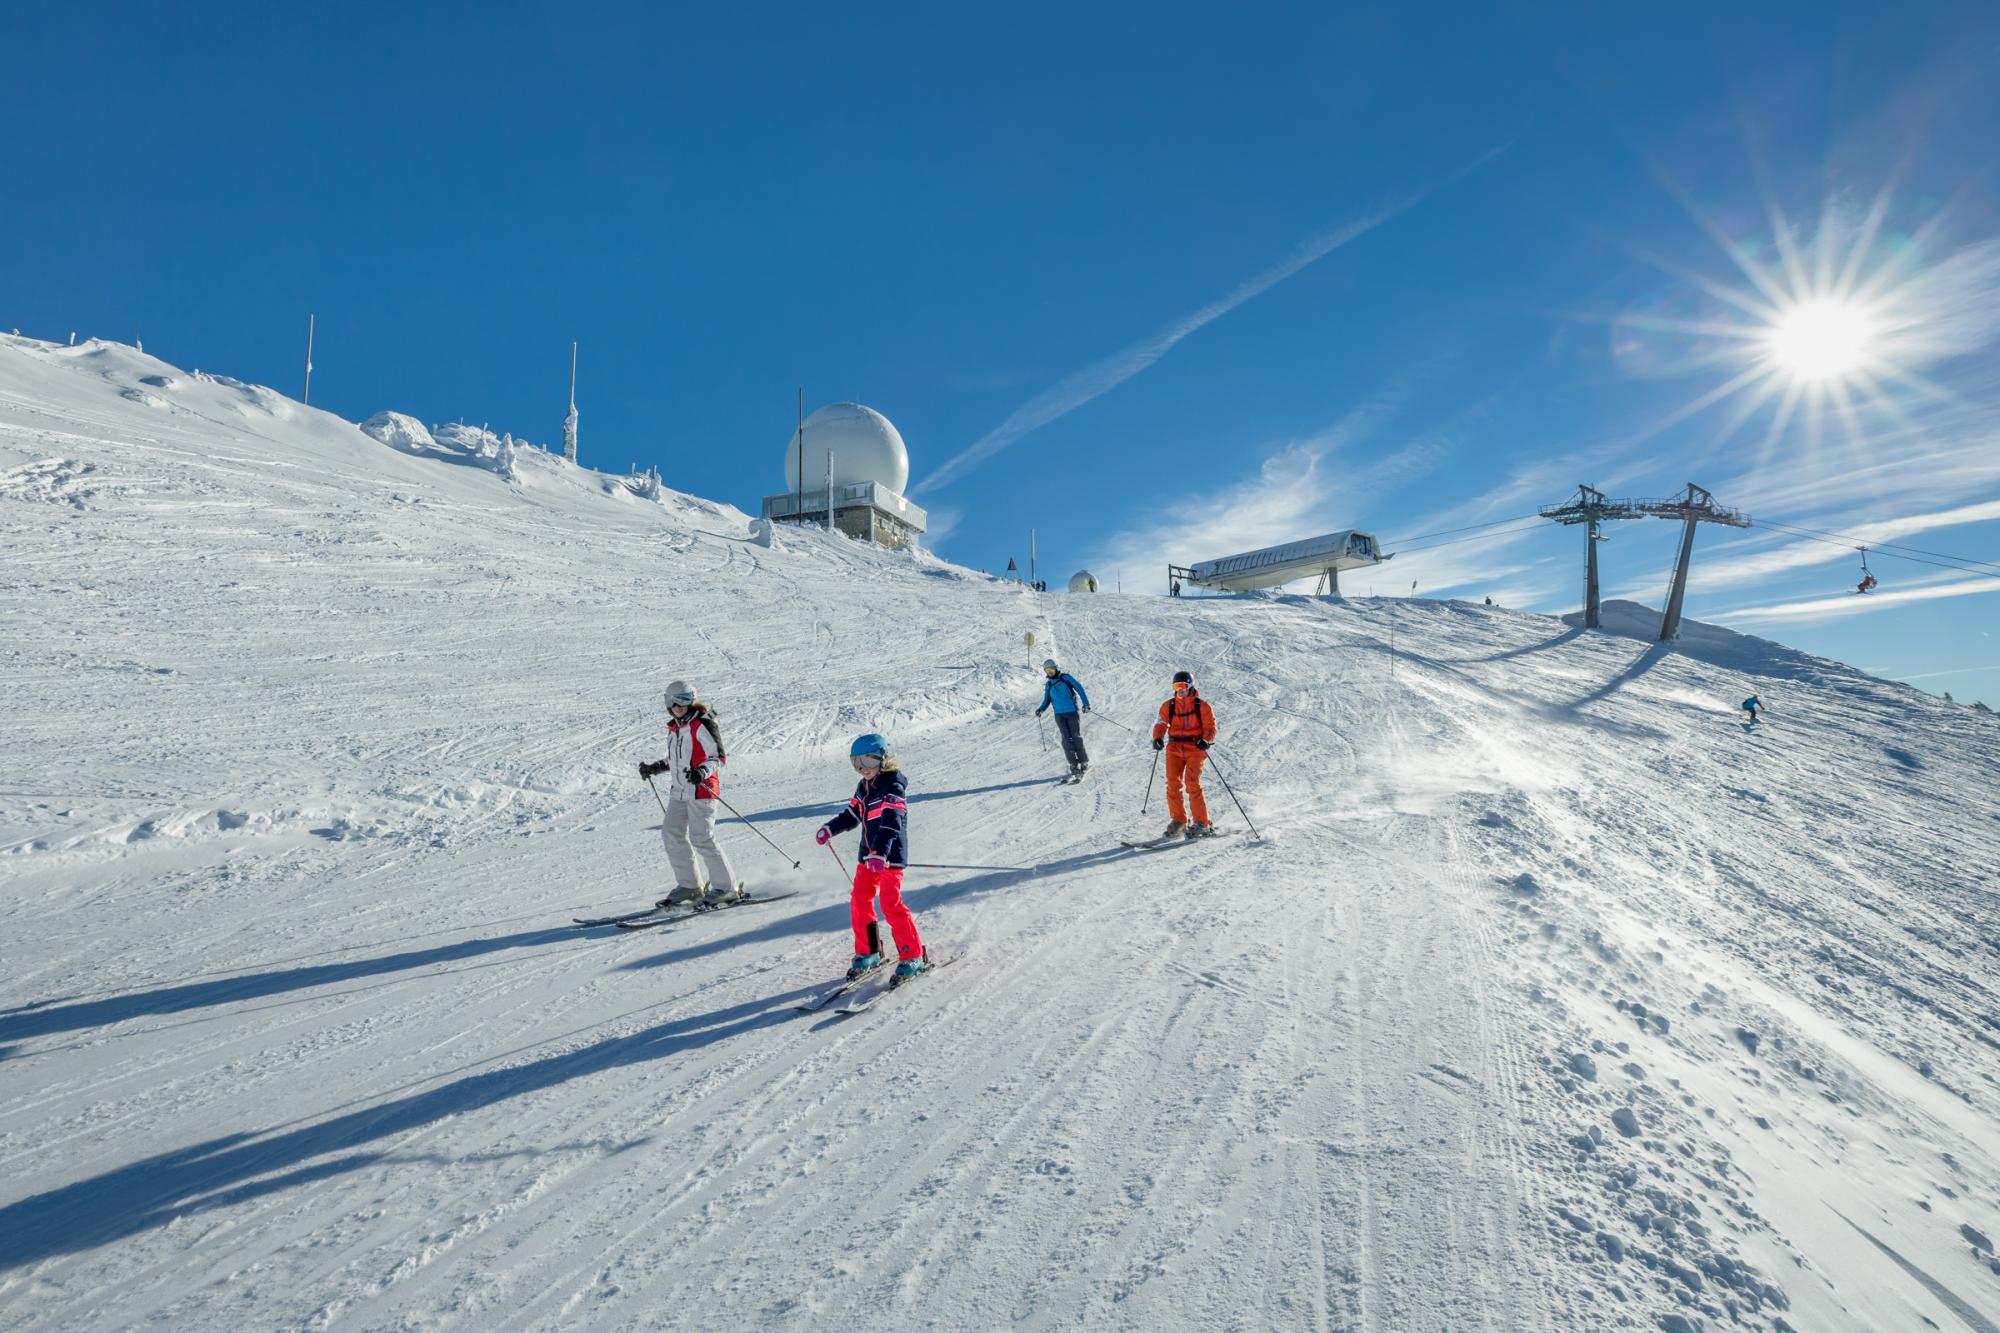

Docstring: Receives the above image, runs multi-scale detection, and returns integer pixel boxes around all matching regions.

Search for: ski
[1118,829,1232,852]
[795,958,894,1013]
[614,891,797,931]
[573,907,674,927]
[572,892,796,931]
[830,953,960,1015]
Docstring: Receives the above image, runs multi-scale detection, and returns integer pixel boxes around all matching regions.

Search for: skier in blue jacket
[1036,658,1092,777]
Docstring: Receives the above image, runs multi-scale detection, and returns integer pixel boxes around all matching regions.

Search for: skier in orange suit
[1151,670,1218,840]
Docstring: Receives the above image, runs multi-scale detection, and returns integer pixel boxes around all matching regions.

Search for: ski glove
[639,759,668,779]
[1195,739,1210,751]
[862,854,888,872]
[814,825,832,846]
[685,764,709,786]
[1152,737,1165,751]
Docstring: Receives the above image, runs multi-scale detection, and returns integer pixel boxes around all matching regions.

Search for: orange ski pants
[1164,743,1209,825]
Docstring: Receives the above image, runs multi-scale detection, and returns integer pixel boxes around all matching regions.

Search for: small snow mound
[138,374,177,389]
[119,388,166,408]
[360,411,436,454]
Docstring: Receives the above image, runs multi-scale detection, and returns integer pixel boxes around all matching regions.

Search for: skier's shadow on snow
[615,844,1156,974]
[731,777,1052,826]
[0,981,822,1270]
[0,928,580,1050]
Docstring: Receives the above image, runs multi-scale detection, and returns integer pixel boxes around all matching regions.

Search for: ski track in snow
[2,335,1998,1331]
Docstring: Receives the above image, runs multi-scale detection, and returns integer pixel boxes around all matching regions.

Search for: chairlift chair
[1855,547,1878,595]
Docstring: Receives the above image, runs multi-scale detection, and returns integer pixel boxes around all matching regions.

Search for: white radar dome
[1068,570,1099,593]
[783,402,910,495]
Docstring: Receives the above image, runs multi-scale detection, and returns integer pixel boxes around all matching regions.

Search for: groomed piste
[2,335,1997,1331]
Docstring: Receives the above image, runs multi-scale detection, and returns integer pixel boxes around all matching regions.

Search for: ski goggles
[665,692,696,709]
[1043,667,1059,676]
[850,753,885,771]
[1172,681,1192,692]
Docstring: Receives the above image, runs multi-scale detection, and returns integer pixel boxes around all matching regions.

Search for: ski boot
[1160,820,1185,840]
[891,951,933,986]
[846,951,884,981]
[1185,822,1215,840]
[655,884,704,910]
[702,881,747,908]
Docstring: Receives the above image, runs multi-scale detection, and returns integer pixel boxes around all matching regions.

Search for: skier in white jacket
[637,680,742,908]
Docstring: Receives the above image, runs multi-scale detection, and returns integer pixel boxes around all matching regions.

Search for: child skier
[1036,658,1092,777]
[815,733,930,982]
[1151,670,1218,839]
[637,680,741,909]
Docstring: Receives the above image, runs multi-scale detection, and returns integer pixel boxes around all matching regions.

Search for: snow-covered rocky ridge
[1,335,1996,1332]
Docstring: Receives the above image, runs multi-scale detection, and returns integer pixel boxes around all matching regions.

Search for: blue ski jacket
[1037,672,1090,716]
[823,769,908,868]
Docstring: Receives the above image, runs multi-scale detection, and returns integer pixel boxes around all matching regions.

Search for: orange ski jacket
[1152,691,1217,746]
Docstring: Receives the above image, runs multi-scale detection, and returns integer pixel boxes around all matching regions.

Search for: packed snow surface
[2,335,1997,1331]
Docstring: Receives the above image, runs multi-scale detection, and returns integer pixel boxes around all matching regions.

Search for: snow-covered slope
[2,335,1996,1332]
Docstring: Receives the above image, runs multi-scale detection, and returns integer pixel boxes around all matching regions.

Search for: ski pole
[1141,746,1160,814]
[645,774,671,819]
[1037,711,1048,751]
[1091,712,1137,735]
[1204,751,1260,838]
[826,842,849,883]
[905,860,1035,874]
[708,787,802,869]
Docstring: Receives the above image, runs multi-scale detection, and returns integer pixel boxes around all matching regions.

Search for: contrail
[915,144,1511,495]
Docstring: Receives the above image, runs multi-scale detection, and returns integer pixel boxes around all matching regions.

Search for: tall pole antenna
[796,388,804,524]
[302,313,315,405]
[1030,528,1037,590]
[561,341,580,464]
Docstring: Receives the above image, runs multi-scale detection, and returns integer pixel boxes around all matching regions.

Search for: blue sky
[6,2,1998,704]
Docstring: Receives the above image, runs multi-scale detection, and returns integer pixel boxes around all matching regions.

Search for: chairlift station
[1170,530,1389,595]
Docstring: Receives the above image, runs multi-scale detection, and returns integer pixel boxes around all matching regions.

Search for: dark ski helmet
[1042,658,1059,675]
[1172,670,1193,686]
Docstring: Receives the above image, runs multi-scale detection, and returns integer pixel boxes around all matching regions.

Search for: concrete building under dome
[761,402,927,549]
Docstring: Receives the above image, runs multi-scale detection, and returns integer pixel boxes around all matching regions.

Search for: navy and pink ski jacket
[823,770,909,868]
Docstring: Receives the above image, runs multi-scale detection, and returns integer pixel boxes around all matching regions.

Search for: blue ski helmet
[849,732,890,760]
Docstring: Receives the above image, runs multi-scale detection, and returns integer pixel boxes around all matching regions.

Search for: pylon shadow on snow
[0,984,819,1270]
[1439,626,1586,665]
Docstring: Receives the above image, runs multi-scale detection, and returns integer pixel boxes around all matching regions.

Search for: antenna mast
[562,341,579,464]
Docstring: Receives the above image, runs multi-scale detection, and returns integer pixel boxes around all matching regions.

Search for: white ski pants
[661,797,736,891]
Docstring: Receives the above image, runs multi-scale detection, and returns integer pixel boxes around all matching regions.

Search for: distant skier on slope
[816,733,930,982]
[1151,670,1218,840]
[637,680,742,909]
[1742,694,1761,724]
[1036,658,1092,779]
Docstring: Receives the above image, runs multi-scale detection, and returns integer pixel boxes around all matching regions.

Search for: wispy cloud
[1716,573,2000,624]
[1078,363,1453,587]
[915,146,1511,495]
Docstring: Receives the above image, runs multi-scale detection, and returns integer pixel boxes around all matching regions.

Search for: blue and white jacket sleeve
[823,771,909,868]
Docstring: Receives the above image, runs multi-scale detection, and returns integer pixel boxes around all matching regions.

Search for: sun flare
[1764,297,1879,383]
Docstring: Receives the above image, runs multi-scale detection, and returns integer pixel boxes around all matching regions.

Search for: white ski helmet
[664,680,697,708]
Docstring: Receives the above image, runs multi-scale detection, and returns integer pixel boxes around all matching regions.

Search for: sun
[1763,297,1880,383]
